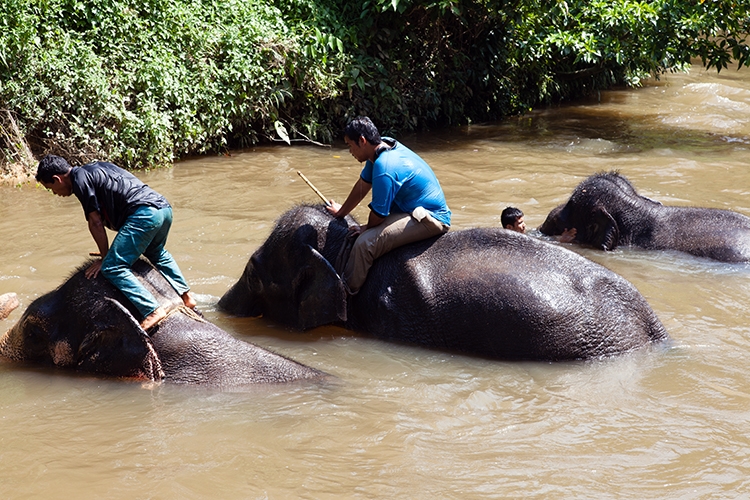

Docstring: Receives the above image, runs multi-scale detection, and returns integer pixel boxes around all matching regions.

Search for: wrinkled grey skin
[539,171,750,262]
[219,204,669,361]
[0,260,325,386]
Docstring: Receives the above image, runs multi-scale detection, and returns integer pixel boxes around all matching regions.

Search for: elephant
[0,259,326,386]
[539,171,750,262]
[218,204,669,361]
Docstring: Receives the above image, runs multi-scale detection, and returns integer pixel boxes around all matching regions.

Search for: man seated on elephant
[327,116,451,294]
[36,154,197,331]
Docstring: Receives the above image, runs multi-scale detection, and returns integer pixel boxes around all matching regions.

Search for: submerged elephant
[539,171,750,262]
[0,260,325,386]
[219,204,669,361]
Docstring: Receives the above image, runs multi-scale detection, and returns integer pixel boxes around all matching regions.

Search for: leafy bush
[0,0,346,169]
[1,0,748,172]
[296,0,750,132]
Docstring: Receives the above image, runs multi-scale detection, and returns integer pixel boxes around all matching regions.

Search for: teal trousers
[100,205,190,319]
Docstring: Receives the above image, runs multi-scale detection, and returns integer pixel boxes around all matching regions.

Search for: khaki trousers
[343,208,449,293]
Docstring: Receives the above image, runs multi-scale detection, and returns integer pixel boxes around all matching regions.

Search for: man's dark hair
[501,206,524,228]
[36,155,72,184]
[344,116,382,145]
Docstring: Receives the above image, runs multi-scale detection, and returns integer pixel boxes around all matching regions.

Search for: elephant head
[219,205,351,330]
[540,202,620,250]
[540,171,661,250]
[539,171,750,262]
[0,260,326,385]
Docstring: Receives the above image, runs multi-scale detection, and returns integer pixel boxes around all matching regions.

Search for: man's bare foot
[141,306,167,331]
[181,291,197,309]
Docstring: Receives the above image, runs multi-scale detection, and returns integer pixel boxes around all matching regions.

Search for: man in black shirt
[36,155,196,331]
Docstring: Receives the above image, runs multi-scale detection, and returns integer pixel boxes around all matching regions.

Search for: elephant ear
[76,298,165,381]
[292,245,347,330]
[588,206,620,251]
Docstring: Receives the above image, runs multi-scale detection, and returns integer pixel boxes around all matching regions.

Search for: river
[1,65,749,498]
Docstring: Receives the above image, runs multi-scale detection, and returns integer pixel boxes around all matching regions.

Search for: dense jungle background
[1,0,749,174]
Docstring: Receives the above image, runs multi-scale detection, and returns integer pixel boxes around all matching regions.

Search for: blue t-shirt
[360,138,451,226]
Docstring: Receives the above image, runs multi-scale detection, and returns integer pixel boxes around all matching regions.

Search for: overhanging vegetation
[1,0,748,175]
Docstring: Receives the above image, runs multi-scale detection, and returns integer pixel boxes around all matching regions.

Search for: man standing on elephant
[327,116,451,294]
[36,155,196,331]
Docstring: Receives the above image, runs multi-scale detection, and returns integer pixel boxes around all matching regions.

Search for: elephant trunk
[218,277,262,317]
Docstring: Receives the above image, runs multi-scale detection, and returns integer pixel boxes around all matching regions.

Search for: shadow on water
[412,70,750,156]
[427,104,748,156]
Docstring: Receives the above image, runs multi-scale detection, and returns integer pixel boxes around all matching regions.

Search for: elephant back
[350,227,669,361]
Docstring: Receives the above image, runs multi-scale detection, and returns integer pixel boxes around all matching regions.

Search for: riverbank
[1,0,746,171]
[0,109,35,184]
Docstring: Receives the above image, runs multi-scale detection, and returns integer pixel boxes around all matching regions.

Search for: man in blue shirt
[36,155,196,331]
[327,116,451,294]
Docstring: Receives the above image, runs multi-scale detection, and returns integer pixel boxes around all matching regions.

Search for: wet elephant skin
[0,259,326,386]
[220,204,670,362]
[539,171,750,262]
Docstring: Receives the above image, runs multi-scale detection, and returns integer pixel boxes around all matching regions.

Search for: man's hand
[85,259,103,279]
[326,200,342,216]
[327,178,372,219]
[348,224,364,236]
[558,227,577,243]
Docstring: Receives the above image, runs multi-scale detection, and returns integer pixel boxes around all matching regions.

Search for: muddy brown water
[2,66,750,498]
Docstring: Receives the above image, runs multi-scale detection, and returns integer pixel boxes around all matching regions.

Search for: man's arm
[85,211,109,279]
[365,210,385,230]
[327,177,371,218]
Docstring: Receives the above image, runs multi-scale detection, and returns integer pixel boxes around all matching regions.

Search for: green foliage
[1,0,748,169]
[0,0,345,168]
[272,0,750,134]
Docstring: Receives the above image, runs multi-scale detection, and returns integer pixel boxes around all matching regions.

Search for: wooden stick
[297,171,331,206]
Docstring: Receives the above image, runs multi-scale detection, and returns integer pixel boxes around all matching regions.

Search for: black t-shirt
[71,162,170,230]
